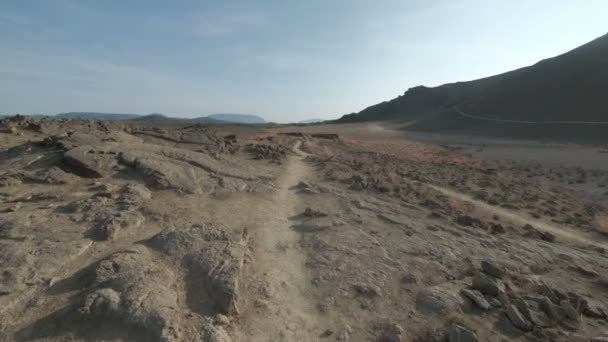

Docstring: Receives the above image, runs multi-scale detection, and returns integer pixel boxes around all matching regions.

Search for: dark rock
[461,289,491,310]
[472,272,504,296]
[523,224,556,242]
[448,324,479,342]
[353,282,382,297]
[489,223,505,234]
[247,143,287,162]
[481,260,507,279]
[538,296,567,322]
[303,207,327,218]
[223,134,237,144]
[561,300,580,323]
[296,181,311,189]
[416,290,449,315]
[538,284,566,304]
[540,231,556,242]
[292,218,340,233]
[400,273,418,285]
[455,215,474,226]
[319,329,333,338]
[506,304,533,331]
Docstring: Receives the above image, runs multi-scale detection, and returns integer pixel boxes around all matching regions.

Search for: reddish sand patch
[346,137,487,170]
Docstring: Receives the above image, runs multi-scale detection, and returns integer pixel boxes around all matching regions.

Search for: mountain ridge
[0,112,268,124]
[336,33,608,132]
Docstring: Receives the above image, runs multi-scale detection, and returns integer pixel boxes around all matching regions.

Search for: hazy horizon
[1,0,607,123]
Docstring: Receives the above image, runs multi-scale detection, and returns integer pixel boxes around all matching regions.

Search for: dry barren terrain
[1,116,608,341]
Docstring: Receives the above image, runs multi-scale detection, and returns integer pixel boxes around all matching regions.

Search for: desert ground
[1,115,608,341]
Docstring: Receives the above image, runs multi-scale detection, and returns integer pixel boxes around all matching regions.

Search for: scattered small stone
[428,211,442,219]
[540,231,556,242]
[254,299,268,308]
[223,134,237,144]
[522,224,556,242]
[488,297,503,308]
[335,324,352,341]
[481,260,506,279]
[448,323,479,342]
[400,273,418,285]
[506,304,533,331]
[377,214,407,225]
[353,282,382,297]
[319,329,334,338]
[539,296,566,322]
[455,215,474,226]
[561,300,580,323]
[376,322,403,342]
[472,272,504,296]
[461,289,491,310]
[303,207,327,218]
[416,290,448,315]
[489,223,505,234]
[247,142,287,162]
[292,218,339,232]
[296,181,311,189]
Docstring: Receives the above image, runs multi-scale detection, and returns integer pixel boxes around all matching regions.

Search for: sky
[1,1,607,122]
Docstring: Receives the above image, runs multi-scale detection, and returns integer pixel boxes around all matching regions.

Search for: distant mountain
[55,112,140,120]
[131,114,168,122]
[336,33,608,141]
[298,119,323,124]
[1,112,267,125]
[131,114,223,125]
[207,114,265,124]
[1,114,49,119]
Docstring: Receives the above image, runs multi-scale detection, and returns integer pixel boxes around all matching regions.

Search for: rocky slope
[336,33,608,141]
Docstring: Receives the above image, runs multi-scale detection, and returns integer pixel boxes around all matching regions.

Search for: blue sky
[1,1,606,122]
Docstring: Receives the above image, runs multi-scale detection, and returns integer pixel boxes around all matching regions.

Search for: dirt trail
[430,184,608,248]
[237,140,324,341]
[454,106,608,125]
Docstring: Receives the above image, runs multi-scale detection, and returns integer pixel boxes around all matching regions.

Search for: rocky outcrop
[149,223,248,315]
[79,245,181,341]
[63,183,151,240]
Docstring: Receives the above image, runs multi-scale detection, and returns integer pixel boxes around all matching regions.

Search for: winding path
[238,140,323,341]
[454,106,608,125]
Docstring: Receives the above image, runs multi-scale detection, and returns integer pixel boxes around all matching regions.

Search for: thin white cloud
[186,8,268,37]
